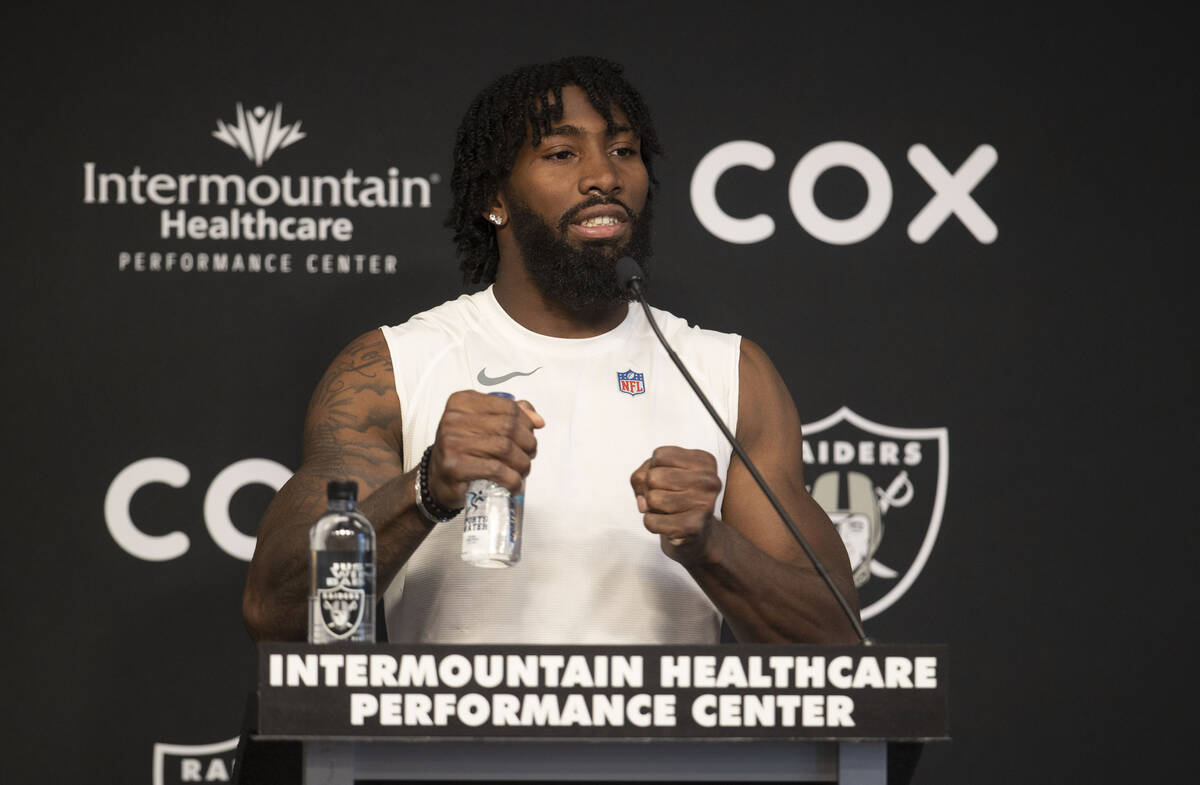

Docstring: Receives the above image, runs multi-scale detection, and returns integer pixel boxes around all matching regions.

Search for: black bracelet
[415,445,462,523]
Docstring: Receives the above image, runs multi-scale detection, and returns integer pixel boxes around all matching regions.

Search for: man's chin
[573,236,625,253]
[508,198,651,309]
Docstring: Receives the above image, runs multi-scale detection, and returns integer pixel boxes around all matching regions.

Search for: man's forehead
[539,118,633,139]
[527,88,634,145]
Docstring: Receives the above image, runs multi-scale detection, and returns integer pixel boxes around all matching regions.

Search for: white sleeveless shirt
[379,286,740,644]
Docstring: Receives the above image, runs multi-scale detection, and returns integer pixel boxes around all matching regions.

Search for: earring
[488,213,503,226]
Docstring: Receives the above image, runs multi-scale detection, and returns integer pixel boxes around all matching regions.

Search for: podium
[246,643,947,784]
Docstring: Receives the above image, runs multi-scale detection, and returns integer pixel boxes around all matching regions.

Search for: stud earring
[488,213,504,226]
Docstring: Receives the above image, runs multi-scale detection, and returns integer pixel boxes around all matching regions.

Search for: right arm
[242,329,418,641]
[242,328,543,641]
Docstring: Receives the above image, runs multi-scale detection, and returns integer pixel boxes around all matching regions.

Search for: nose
[579,150,621,196]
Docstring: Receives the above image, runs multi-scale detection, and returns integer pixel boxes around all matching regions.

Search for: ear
[482,193,507,228]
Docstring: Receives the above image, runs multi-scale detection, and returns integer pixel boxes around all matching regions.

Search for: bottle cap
[327,480,358,501]
[488,392,515,400]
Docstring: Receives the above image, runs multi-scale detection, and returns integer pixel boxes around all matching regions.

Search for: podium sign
[257,643,948,741]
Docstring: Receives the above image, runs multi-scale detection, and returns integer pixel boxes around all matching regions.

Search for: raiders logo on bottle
[315,555,367,639]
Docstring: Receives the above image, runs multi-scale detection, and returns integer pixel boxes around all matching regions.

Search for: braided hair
[447,56,662,285]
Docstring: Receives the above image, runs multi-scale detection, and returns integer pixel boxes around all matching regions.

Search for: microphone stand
[620,259,872,646]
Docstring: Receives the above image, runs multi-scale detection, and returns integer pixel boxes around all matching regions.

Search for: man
[242,56,859,645]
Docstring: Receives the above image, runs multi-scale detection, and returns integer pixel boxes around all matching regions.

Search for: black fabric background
[2,3,1194,783]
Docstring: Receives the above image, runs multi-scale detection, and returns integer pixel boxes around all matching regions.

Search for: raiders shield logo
[152,736,238,785]
[318,585,365,638]
[802,407,948,621]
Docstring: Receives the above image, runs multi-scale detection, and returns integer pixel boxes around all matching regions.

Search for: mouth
[564,203,632,242]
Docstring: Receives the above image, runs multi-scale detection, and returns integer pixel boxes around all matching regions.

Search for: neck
[492,256,628,338]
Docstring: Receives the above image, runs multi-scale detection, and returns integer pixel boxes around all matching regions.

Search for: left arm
[629,338,860,643]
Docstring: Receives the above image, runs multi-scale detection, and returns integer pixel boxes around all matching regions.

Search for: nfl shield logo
[617,369,646,396]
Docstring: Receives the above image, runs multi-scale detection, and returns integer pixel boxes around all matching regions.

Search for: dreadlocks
[447,56,662,285]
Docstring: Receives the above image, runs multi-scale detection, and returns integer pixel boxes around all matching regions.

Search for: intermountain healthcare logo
[213,103,306,167]
[82,99,439,274]
[802,407,948,621]
[153,736,238,784]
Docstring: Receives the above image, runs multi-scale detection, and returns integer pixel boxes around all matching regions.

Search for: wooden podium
[247,643,947,784]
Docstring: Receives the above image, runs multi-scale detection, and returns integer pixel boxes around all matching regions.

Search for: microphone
[617,256,646,297]
[617,257,872,646]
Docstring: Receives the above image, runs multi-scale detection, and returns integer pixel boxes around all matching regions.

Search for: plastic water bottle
[308,480,375,642]
[461,392,524,568]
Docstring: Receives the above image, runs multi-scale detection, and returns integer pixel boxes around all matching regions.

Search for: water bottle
[308,480,376,643]
[461,392,524,568]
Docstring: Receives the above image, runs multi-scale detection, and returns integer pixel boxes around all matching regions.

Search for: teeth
[579,216,619,227]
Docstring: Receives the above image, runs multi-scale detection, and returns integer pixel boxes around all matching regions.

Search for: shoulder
[738,337,774,385]
[312,329,395,397]
[304,328,402,456]
[380,291,491,365]
[736,337,802,444]
[647,305,739,344]
[646,306,741,370]
[310,329,399,408]
[382,290,491,337]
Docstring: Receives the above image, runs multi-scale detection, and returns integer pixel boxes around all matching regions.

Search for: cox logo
[105,458,291,562]
[691,140,997,245]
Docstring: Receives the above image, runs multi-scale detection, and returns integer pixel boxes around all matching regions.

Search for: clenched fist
[630,446,723,565]
[427,391,545,510]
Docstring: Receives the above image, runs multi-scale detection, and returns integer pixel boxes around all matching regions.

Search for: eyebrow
[545,123,634,138]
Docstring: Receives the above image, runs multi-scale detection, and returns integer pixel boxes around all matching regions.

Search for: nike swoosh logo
[477,366,542,385]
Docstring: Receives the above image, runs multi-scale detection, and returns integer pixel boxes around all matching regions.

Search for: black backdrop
[3,3,1195,783]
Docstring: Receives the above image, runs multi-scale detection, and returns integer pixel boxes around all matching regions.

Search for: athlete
[242,56,859,645]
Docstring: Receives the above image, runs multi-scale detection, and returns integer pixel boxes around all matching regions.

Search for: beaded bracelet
[414,445,462,523]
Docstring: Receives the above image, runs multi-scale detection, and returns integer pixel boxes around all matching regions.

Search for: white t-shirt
[379,286,741,644]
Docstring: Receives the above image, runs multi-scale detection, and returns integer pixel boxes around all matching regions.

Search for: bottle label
[461,480,522,565]
[314,553,371,640]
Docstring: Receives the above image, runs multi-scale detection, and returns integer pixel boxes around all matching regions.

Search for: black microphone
[617,256,646,297]
[616,257,872,646]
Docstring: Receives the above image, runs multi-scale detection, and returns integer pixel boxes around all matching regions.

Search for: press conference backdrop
[2,3,1193,783]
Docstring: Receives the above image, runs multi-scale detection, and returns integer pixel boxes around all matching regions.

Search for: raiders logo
[802,407,948,621]
[318,585,365,639]
[152,736,238,785]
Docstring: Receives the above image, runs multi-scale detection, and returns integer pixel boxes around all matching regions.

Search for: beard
[507,194,653,312]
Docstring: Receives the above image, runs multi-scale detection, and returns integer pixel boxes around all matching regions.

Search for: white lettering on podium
[915,657,938,687]
[350,693,378,726]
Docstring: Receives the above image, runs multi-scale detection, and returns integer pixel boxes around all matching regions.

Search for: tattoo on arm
[304,333,403,479]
